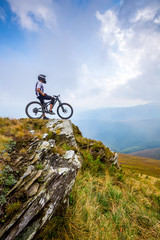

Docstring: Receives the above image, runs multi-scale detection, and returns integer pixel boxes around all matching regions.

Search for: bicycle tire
[57,103,73,119]
[25,101,44,119]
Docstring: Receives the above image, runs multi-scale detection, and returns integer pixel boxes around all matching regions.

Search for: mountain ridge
[130,147,160,160]
[74,102,160,121]
[73,102,160,153]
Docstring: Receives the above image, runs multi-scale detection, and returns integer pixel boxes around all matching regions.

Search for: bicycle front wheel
[25,101,43,119]
[57,103,73,119]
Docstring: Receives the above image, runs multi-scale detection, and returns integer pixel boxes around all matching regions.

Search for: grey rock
[42,133,48,139]
[110,152,119,168]
[29,130,35,135]
[27,183,39,197]
[0,119,81,240]
[23,165,35,179]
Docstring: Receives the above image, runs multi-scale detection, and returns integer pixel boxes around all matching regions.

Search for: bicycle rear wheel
[57,103,73,119]
[25,101,43,119]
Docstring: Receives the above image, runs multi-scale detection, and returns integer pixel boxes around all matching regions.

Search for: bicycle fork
[58,101,65,112]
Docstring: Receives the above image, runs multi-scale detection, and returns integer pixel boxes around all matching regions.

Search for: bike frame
[41,95,65,113]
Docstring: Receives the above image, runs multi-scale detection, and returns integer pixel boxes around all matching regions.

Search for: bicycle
[25,95,73,119]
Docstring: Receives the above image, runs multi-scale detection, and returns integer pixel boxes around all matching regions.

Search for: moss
[36,164,44,170]
[6,201,21,217]
[72,124,82,137]
[19,148,27,156]
[0,165,17,187]
[52,146,65,156]
[46,131,54,140]
[62,143,71,151]
[55,128,61,135]
[0,195,7,205]
[2,152,11,161]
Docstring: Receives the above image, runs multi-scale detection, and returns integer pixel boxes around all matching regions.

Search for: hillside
[130,147,160,160]
[0,118,160,240]
[118,153,160,178]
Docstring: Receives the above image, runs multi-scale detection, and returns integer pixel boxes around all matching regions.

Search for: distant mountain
[73,102,160,153]
[130,147,160,160]
[74,102,160,121]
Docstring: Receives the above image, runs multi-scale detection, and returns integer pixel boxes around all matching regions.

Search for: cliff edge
[0,118,117,240]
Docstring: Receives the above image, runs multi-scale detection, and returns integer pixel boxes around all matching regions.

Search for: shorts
[37,94,55,105]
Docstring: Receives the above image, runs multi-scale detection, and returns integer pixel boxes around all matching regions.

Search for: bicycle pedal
[49,111,55,115]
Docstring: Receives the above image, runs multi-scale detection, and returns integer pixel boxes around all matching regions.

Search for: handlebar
[53,94,60,98]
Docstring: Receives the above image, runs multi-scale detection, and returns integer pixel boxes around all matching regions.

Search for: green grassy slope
[118,153,160,178]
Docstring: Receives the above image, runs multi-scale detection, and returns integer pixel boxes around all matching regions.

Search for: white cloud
[64,2,160,110]
[132,7,156,23]
[154,15,160,24]
[0,7,6,21]
[96,10,141,88]
[95,4,160,105]
[7,0,56,31]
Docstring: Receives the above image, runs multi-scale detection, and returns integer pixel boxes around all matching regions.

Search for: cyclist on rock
[35,74,55,119]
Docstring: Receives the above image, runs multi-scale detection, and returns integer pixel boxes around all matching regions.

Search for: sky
[0,0,160,118]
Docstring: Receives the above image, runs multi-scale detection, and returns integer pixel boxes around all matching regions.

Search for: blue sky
[0,0,160,118]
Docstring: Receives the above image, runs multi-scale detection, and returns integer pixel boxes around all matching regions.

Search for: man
[35,74,55,119]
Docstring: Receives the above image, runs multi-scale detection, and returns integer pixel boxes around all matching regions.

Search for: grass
[0,118,48,149]
[38,167,160,240]
[118,153,160,178]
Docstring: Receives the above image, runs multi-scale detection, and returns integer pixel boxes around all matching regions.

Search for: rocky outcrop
[0,120,81,240]
[0,119,118,240]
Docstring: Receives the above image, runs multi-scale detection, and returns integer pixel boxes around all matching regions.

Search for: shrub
[0,195,7,205]
[5,174,17,186]
[82,150,105,175]
[0,165,17,207]
[5,140,16,153]
[108,164,117,176]
[0,136,12,153]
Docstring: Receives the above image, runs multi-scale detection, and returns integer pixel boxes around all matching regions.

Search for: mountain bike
[25,95,73,119]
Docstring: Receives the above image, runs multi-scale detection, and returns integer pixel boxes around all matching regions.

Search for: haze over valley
[73,102,160,156]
